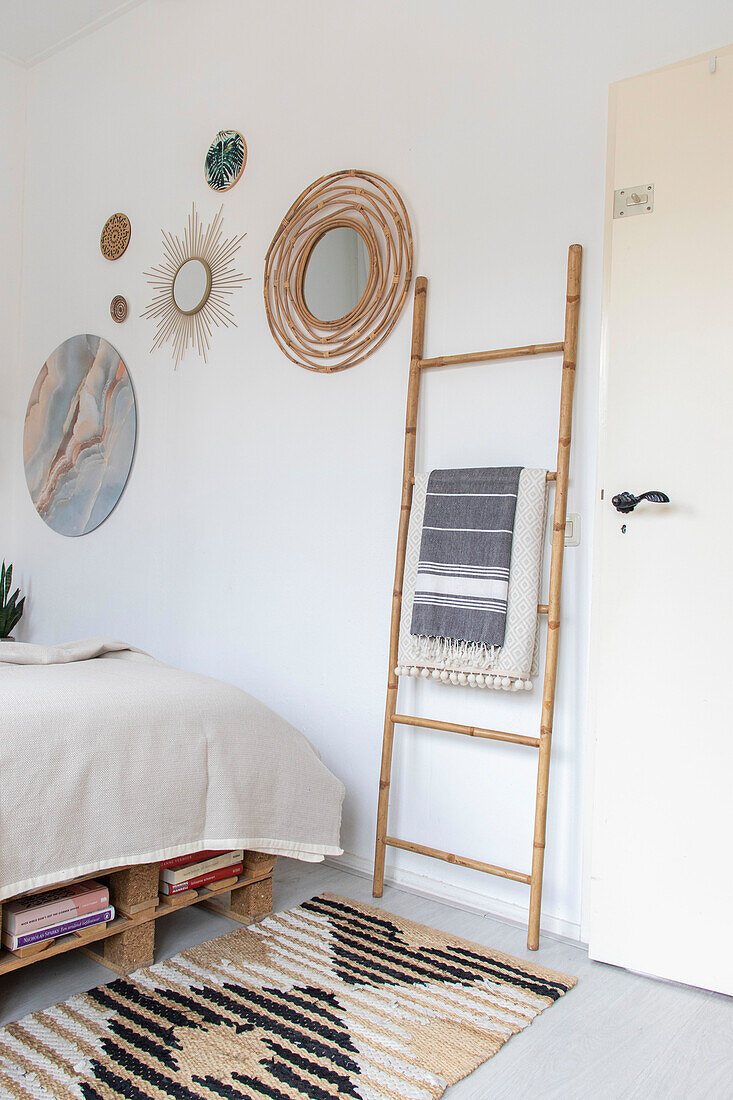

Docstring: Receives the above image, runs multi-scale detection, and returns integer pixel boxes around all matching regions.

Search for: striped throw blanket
[410,467,522,649]
[397,468,548,691]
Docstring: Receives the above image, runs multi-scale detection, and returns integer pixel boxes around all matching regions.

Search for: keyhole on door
[621,524,627,534]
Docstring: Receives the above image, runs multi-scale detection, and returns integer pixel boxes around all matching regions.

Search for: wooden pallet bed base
[0,851,276,978]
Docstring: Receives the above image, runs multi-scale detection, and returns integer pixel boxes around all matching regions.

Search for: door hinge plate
[613,184,654,218]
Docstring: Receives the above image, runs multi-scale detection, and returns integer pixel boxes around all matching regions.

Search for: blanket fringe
[395,665,532,692]
[406,634,500,669]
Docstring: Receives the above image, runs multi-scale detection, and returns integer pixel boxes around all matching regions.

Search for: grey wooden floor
[1,859,731,1098]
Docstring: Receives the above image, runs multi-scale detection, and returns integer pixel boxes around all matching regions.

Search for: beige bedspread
[0,639,344,902]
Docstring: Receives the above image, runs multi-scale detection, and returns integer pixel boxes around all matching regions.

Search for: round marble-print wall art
[205,129,247,191]
[100,212,131,260]
[23,335,136,537]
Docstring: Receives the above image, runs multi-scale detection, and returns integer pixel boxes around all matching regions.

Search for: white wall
[0,56,26,562]
[6,0,733,939]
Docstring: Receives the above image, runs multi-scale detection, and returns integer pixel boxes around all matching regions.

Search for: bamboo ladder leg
[373,277,428,897]
[527,243,582,950]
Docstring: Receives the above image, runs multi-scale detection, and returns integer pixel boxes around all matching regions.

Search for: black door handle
[611,490,670,514]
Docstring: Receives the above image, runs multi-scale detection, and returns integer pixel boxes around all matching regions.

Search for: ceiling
[0,0,146,66]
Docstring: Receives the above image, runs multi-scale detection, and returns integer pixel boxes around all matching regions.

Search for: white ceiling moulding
[2,0,148,68]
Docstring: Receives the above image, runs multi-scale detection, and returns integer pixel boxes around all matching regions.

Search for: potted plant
[0,562,25,640]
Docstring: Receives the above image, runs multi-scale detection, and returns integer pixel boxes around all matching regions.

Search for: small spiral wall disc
[110,295,128,323]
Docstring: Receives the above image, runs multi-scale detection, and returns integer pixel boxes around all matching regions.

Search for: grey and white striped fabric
[410,467,522,648]
[397,468,548,690]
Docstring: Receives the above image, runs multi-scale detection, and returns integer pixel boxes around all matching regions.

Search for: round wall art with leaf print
[23,335,136,536]
[205,129,247,192]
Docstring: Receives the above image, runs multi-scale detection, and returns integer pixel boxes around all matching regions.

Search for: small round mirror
[304,227,370,323]
[173,258,211,315]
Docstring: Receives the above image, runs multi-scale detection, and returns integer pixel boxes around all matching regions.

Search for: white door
[588,47,733,995]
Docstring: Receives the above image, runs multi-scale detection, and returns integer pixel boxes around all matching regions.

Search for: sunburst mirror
[142,204,249,368]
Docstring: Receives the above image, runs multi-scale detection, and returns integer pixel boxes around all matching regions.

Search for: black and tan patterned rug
[0,894,576,1098]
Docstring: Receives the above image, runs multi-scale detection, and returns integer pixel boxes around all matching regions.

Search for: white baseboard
[326,851,584,946]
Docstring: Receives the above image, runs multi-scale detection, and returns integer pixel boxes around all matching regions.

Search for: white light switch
[565,513,581,547]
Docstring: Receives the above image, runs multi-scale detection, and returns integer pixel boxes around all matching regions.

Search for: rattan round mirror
[264,170,413,372]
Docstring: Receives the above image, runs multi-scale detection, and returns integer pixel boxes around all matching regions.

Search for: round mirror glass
[173,258,211,314]
[303,227,370,323]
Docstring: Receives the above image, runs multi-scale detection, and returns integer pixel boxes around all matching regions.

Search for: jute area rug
[0,893,576,1099]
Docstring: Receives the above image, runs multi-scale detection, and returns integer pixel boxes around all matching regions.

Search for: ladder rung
[538,604,549,614]
[385,836,532,885]
[410,471,556,485]
[419,341,564,370]
[392,713,540,748]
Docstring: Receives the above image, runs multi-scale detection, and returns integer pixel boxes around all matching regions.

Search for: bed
[0,638,344,905]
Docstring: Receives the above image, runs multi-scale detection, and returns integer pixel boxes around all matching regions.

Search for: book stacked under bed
[1,880,114,958]
[158,850,244,900]
[0,850,276,977]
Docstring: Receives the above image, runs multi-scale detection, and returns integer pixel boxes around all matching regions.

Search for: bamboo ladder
[373,244,582,950]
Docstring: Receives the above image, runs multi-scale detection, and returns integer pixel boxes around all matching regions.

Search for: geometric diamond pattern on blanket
[0,894,576,1100]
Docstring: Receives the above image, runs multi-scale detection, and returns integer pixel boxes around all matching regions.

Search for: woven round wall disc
[110,295,128,323]
[100,213,131,260]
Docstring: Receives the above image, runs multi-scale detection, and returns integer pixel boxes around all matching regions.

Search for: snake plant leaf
[9,596,24,633]
[0,564,25,636]
[205,130,245,192]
